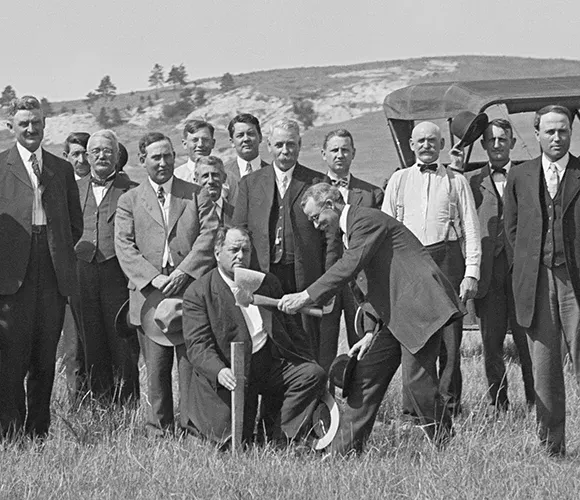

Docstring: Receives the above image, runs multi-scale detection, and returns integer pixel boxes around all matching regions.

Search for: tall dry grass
[1,334,579,499]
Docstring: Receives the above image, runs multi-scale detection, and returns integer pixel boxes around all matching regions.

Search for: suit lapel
[563,155,580,214]
[287,163,308,208]
[107,175,129,221]
[6,146,33,189]
[78,175,92,212]
[258,166,276,206]
[480,167,501,205]
[168,179,187,234]
[140,181,165,228]
[524,158,542,212]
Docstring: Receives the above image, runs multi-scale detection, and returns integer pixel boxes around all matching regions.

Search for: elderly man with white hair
[233,118,338,363]
[382,121,481,418]
[74,129,140,405]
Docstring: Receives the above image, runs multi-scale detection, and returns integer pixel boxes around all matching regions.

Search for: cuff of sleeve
[465,265,480,281]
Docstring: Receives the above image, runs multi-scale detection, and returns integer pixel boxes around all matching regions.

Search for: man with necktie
[504,105,580,456]
[115,132,216,435]
[382,121,481,417]
[0,96,83,437]
[318,129,384,372]
[195,155,233,225]
[465,119,534,412]
[224,113,269,205]
[174,120,216,184]
[74,130,140,405]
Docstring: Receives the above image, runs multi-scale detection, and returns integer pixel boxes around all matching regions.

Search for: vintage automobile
[383,75,580,171]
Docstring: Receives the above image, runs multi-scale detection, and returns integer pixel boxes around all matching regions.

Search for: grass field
[2,333,580,499]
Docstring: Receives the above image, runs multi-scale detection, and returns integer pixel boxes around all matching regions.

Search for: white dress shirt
[382,163,481,280]
[541,152,569,187]
[148,176,174,268]
[91,172,116,206]
[17,142,46,225]
[174,159,196,183]
[339,204,351,249]
[327,171,351,203]
[218,268,268,353]
[490,161,511,198]
[273,163,296,198]
[237,155,263,178]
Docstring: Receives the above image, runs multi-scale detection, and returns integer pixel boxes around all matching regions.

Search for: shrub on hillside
[162,99,194,121]
[292,98,317,129]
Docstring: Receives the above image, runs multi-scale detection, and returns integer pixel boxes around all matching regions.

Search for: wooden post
[231,342,245,453]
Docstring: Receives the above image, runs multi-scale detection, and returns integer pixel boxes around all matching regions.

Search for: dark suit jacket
[221,199,234,225]
[466,165,504,298]
[76,173,137,263]
[0,145,83,296]
[324,174,384,208]
[115,176,217,324]
[224,158,269,206]
[233,163,337,290]
[504,154,580,328]
[182,268,313,442]
[307,206,465,354]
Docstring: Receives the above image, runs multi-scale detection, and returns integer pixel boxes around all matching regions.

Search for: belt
[31,225,47,234]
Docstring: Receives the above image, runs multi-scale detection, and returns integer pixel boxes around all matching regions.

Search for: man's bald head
[410,121,445,165]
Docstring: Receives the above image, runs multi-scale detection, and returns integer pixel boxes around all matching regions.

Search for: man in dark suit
[75,130,140,405]
[466,119,534,411]
[504,105,580,456]
[233,119,337,362]
[182,226,326,445]
[115,132,217,435]
[0,96,83,437]
[224,113,269,205]
[319,129,384,371]
[279,183,464,455]
[196,156,234,225]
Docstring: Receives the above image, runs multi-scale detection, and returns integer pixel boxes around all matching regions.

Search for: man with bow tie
[465,119,534,412]
[381,121,481,418]
[0,96,83,437]
[74,130,140,405]
[318,129,383,372]
[504,105,580,456]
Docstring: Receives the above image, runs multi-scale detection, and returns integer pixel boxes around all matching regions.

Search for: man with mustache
[174,120,216,184]
[0,96,83,437]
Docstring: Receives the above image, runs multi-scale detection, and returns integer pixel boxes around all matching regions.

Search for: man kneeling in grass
[182,225,326,446]
[278,183,465,455]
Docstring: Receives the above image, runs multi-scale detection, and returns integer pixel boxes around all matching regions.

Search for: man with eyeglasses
[0,96,83,438]
[278,183,464,455]
[73,130,140,405]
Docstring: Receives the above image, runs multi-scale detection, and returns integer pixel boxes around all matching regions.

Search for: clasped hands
[151,268,188,296]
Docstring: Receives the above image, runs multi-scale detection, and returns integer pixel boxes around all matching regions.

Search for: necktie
[157,185,166,205]
[245,162,253,175]
[492,167,507,176]
[280,176,289,197]
[419,163,438,173]
[547,163,560,199]
[91,176,108,187]
[213,203,222,224]
[331,178,349,189]
[30,153,42,184]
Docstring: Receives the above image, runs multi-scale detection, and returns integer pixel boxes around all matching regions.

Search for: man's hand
[348,333,373,361]
[161,269,189,296]
[278,291,312,315]
[449,146,465,171]
[459,276,478,303]
[218,368,236,391]
[151,274,171,291]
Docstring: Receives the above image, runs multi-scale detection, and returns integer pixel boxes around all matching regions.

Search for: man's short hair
[483,119,514,140]
[195,155,225,174]
[182,119,215,139]
[213,225,252,252]
[138,132,173,155]
[64,132,90,153]
[322,129,355,150]
[269,119,300,139]
[301,182,344,209]
[534,105,573,130]
[88,129,119,155]
[8,96,41,117]
[227,113,262,138]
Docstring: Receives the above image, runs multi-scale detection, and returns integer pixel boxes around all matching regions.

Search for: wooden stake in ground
[231,341,245,452]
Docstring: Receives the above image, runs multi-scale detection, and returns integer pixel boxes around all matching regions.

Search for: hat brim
[342,355,358,398]
[140,289,185,347]
[456,113,489,148]
[328,353,358,398]
[311,391,340,451]
[115,299,136,339]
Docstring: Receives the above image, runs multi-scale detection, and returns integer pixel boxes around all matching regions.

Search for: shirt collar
[339,204,351,234]
[414,161,441,173]
[489,160,512,174]
[237,155,262,173]
[218,267,236,290]
[17,142,42,166]
[214,197,224,209]
[273,163,296,183]
[327,171,351,183]
[148,175,173,195]
[542,152,570,173]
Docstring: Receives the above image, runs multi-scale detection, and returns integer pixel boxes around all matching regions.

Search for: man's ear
[6,121,13,133]
[139,153,146,165]
[440,138,445,150]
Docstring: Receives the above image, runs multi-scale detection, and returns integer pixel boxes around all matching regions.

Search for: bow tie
[91,176,110,187]
[491,167,507,176]
[330,178,349,189]
[419,163,438,173]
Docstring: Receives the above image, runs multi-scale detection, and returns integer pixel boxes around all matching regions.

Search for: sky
[1,0,579,102]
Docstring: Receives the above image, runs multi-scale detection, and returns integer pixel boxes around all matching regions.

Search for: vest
[269,185,295,265]
[76,185,116,263]
[541,173,566,268]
